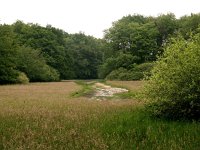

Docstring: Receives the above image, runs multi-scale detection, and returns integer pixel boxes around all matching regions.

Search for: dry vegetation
[0,81,199,150]
[0,81,139,149]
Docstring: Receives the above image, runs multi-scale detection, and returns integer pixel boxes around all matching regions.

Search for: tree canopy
[101,13,200,80]
[0,13,200,84]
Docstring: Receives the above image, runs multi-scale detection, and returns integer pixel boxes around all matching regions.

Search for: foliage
[155,13,178,46]
[101,13,200,81]
[16,72,29,84]
[98,57,117,79]
[13,21,75,79]
[66,33,103,79]
[104,15,159,62]
[16,46,60,82]
[1,13,200,83]
[106,68,130,80]
[12,22,104,80]
[98,53,139,79]
[178,13,200,39]
[131,62,154,78]
[0,25,19,84]
[106,62,154,81]
[144,34,200,120]
[101,14,176,81]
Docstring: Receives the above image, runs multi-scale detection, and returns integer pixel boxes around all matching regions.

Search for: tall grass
[70,80,95,97]
[99,107,200,149]
[0,81,199,149]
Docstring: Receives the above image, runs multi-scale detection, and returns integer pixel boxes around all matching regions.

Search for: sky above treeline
[0,0,199,38]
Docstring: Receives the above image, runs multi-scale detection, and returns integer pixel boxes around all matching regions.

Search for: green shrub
[16,72,29,84]
[106,62,154,81]
[106,68,132,80]
[39,66,60,82]
[98,53,140,79]
[130,72,144,80]
[131,62,154,80]
[144,34,200,120]
[134,62,154,72]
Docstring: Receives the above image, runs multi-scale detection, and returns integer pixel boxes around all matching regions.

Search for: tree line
[0,13,200,84]
[99,13,200,80]
[0,21,104,84]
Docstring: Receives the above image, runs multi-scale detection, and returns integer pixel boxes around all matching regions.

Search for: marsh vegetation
[0,81,199,149]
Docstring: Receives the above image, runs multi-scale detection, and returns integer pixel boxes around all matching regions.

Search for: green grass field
[0,81,199,149]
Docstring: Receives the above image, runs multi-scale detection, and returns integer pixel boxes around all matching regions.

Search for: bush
[106,68,131,80]
[16,72,29,84]
[144,34,200,120]
[106,62,154,81]
[39,66,60,82]
[131,62,154,80]
[98,53,140,79]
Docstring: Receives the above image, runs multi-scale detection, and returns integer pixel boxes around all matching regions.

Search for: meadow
[0,81,200,150]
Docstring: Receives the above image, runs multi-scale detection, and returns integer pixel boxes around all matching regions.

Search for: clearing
[0,81,199,150]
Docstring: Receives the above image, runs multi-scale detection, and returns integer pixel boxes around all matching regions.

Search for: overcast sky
[0,0,199,38]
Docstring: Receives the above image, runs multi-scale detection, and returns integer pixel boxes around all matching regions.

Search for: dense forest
[1,13,200,84]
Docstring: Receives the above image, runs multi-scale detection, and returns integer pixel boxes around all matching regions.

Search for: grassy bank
[0,81,199,149]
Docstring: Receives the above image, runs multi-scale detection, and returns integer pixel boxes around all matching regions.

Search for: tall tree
[0,25,19,84]
[178,13,200,39]
[155,13,178,46]
[66,33,103,79]
[104,15,159,63]
[12,21,75,79]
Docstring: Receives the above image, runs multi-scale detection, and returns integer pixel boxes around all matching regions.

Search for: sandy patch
[93,82,128,98]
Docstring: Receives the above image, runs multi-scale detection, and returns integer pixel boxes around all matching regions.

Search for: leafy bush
[130,62,154,79]
[39,66,60,82]
[98,53,140,79]
[144,34,200,120]
[106,62,154,81]
[106,68,130,80]
[16,72,29,84]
